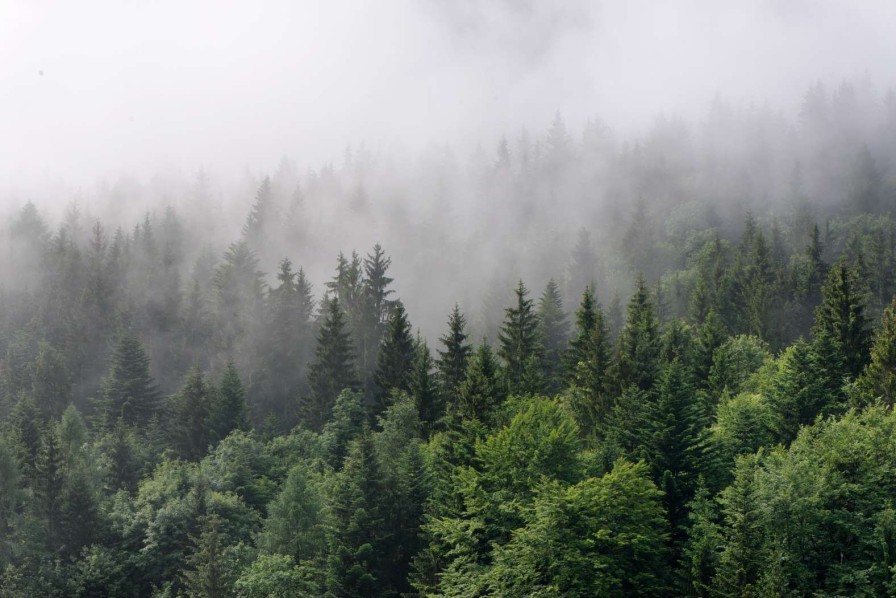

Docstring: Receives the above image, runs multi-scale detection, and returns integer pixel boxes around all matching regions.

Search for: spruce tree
[410,338,442,436]
[436,305,472,398]
[98,334,161,430]
[812,260,871,379]
[372,301,415,416]
[616,275,661,392]
[565,286,613,420]
[326,431,385,596]
[170,367,213,461]
[456,342,504,423]
[304,296,357,431]
[498,280,542,395]
[242,176,274,248]
[858,295,896,406]
[537,279,569,394]
[207,360,250,445]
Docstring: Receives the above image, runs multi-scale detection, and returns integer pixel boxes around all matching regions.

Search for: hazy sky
[3,0,896,188]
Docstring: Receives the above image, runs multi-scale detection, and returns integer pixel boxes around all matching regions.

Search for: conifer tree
[498,280,542,395]
[31,342,71,420]
[98,334,161,430]
[456,342,504,422]
[182,515,229,598]
[207,360,250,445]
[34,425,65,551]
[812,260,871,379]
[616,275,661,392]
[170,367,213,461]
[537,279,569,393]
[565,285,613,425]
[105,419,139,492]
[373,301,415,416]
[410,338,442,436]
[326,431,385,596]
[242,176,274,248]
[258,464,326,564]
[858,295,896,406]
[436,305,472,398]
[304,296,357,431]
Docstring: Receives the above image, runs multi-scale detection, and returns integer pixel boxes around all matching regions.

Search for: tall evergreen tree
[410,338,442,436]
[97,334,161,430]
[207,360,250,445]
[498,280,542,395]
[170,367,213,461]
[456,342,504,423]
[436,305,472,399]
[304,296,357,431]
[372,301,415,416]
[242,176,274,248]
[616,275,661,392]
[858,295,896,406]
[812,260,871,379]
[565,285,613,425]
[537,279,569,394]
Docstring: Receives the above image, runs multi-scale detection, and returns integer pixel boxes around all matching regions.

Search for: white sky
[2,0,896,188]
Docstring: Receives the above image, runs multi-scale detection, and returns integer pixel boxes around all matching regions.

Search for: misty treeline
[2,79,896,595]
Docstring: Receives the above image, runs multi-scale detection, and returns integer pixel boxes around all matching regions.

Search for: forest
[4,77,896,596]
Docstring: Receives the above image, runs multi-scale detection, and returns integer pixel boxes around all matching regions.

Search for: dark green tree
[436,304,472,399]
[857,295,896,406]
[207,360,250,446]
[537,278,569,393]
[498,280,542,394]
[616,275,661,392]
[372,301,415,416]
[565,285,613,428]
[812,260,871,379]
[304,296,357,431]
[97,334,161,430]
[170,367,213,461]
[410,338,442,436]
[455,342,504,423]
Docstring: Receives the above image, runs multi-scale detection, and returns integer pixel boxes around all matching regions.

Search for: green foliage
[304,296,357,431]
[498,280,542,395]
[436,304,472,400]
[538,278,570,393]
[616,275,661,392]
[208,361,250,446]
[372,300,415,415]
[97,334,161,430]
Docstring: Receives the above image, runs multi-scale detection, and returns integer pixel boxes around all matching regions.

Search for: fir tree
[858,295,896,406]
[304,296,357,431]
[436,305,472,398]
[207,360,250,445]
[410,338,442,436]
[170,367,213,461]
[565,285,613,422]
[498,280,542,395]
[812,260,871,379]
[537,279,569,394]
[456,342,504,423]
[97,334,161,430]
[242,176,274,248]
[372,301,415,416]
[616,275,661,392]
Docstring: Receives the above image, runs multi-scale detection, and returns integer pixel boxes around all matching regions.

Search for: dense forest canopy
[6,1,896,595]
[2,77,896,595]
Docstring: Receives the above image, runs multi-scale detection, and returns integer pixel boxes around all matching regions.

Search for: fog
[4,1,896,185]
[3,0,896,347]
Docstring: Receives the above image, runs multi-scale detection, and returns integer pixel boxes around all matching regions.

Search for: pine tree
[207,360,250,445]
[537,279,569,394]
[372,301,415,416]
[410,338,442,436]
[31,342,71,420]
[565,286,613,422]
[304,296,357,431]
[858,295,896,406]
[456,342,504,423]
[616,275,661,392]
[326,431,385,596]
[182,515,228,598]
[436,305,472,398]
[170,367,213,461]
[97,334,161,430]
[34,425,65,551]
[242,176,274,248]
[498,280,542,395]
[812,260,871,379]
[258,464,326,564]
[105,419,139,492]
